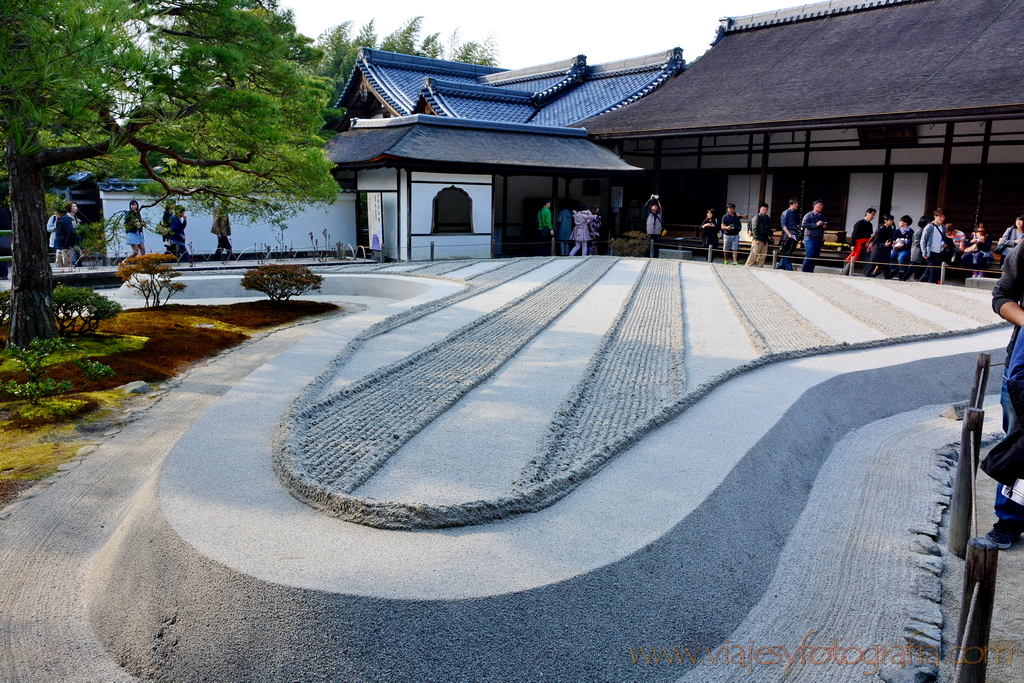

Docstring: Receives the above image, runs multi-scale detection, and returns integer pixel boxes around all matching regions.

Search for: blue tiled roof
[340,47,684,128]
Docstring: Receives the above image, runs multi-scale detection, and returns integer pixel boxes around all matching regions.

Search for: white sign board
[367,192,383,251]
[610,186,624,210]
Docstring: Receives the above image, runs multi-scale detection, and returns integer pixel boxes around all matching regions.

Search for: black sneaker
[986,529,1019,549]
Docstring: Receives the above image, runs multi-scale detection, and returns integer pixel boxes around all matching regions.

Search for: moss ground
[0,300,341,505]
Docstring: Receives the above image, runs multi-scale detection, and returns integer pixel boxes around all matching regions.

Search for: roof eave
[585,103,1024,140]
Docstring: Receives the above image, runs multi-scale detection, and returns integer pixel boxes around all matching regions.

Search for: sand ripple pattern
[871,279,1001,324]
[277,257,615,503]
[712,265,833,353]
[785,273,944,336]
[400,259,486,277]
[307,258,553,401]
[515,260,685,488]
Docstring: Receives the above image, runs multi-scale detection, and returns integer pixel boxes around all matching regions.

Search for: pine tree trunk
[5,137,57,346]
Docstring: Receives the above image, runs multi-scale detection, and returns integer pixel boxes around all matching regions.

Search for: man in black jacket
[744,203,772,267]
[989,244,1024,548]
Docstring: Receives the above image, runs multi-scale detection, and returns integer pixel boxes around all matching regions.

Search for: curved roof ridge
[424,78,534,102]
[478,56,579,84]
[531,56,588,106]
[721,0,924,35]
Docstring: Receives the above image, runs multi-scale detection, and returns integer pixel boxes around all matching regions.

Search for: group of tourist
[45,199,236,269]
[537,199,602,256]
[698,198,1016,281]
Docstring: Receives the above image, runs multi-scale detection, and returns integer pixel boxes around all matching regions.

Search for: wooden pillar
[976,121,992,227]
[696,136,703,170]
[653,139,663,195]
[937,121,955,209]
[747,133,754,169]
[879,147,894,217]
[758,133,770,205]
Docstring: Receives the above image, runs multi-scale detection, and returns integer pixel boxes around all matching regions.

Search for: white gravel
[356,259,644,505]
[679,262,759,388]
[839,277,982,330]
[749,268,884,343]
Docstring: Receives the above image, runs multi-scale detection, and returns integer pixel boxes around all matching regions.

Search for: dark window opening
[432,186,473,234]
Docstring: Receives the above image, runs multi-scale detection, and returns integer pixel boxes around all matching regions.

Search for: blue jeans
[919,253,943,283]
[997,359,1024,534]
[890,249,910,279]
[801,237,821,272]
[776,256,793,271]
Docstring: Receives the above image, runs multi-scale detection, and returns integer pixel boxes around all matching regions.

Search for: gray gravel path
[712,264,834,353]
[782,271,944,337]
[0,317,340,683]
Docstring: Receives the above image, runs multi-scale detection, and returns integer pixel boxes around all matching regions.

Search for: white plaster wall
[357,167,399,191]
[405,173,492,261]
[98,192,356,258]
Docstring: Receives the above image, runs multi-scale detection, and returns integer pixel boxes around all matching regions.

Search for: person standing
[961,223,993,277]
[890,215,914,281]
[987,244,1024,549]
[700,209,720,263]
[644,195,664,256]
[124,200,147,257]
[587,207,602,255]
[720,203,745,265]
[995,217,1024,267]
[776,198,800,271]
[846,208,876,275]
[555,204,573,256]
[801,200,828,273]
[569,204,595,256]
[211,209,232,262]
[0,205,11,280]
[864,213,894,279]
[167,206,191,264]
[919,209,946,284]
[536,199,553,256]
[744,203,772,267]
[54,202,80,269]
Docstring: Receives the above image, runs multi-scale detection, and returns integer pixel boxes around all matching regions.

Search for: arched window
[432,186,473,234]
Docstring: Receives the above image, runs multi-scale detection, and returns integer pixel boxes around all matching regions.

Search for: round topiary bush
[240,264,324,302]
[52,285,124,335]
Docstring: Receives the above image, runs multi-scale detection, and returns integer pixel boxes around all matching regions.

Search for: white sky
[282,1,798,69]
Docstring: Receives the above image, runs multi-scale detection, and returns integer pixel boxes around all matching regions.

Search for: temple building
[580,0,1024,239]
[324,0,1024,259]
[328,48,683,259]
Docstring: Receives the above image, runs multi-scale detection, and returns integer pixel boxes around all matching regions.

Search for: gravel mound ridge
[276,257,615,511]
[712,264,834,353]
[306,257,553,402]
[515,259,685,488]
[783,272,944,337]
[871,278,1003,324]
[274,259,1007,530]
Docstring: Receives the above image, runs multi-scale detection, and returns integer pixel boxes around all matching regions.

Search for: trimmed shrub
[609,230,652,257]
[52,285,123,335]
[240,264,324,302]
[116,253,186,307]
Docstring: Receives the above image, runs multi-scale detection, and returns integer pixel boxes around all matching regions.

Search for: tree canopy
[314,16,500,106]
[1,0,338,345]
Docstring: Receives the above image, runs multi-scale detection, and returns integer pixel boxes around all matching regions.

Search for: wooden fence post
[948,408,985,558]
[954,537,1000,683]
[970,353,992,410]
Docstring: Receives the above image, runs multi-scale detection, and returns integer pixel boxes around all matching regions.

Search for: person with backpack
[776,198,800,271]
[744,202,772,267]
[569,203,595,256]
[986,242,1024,549]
